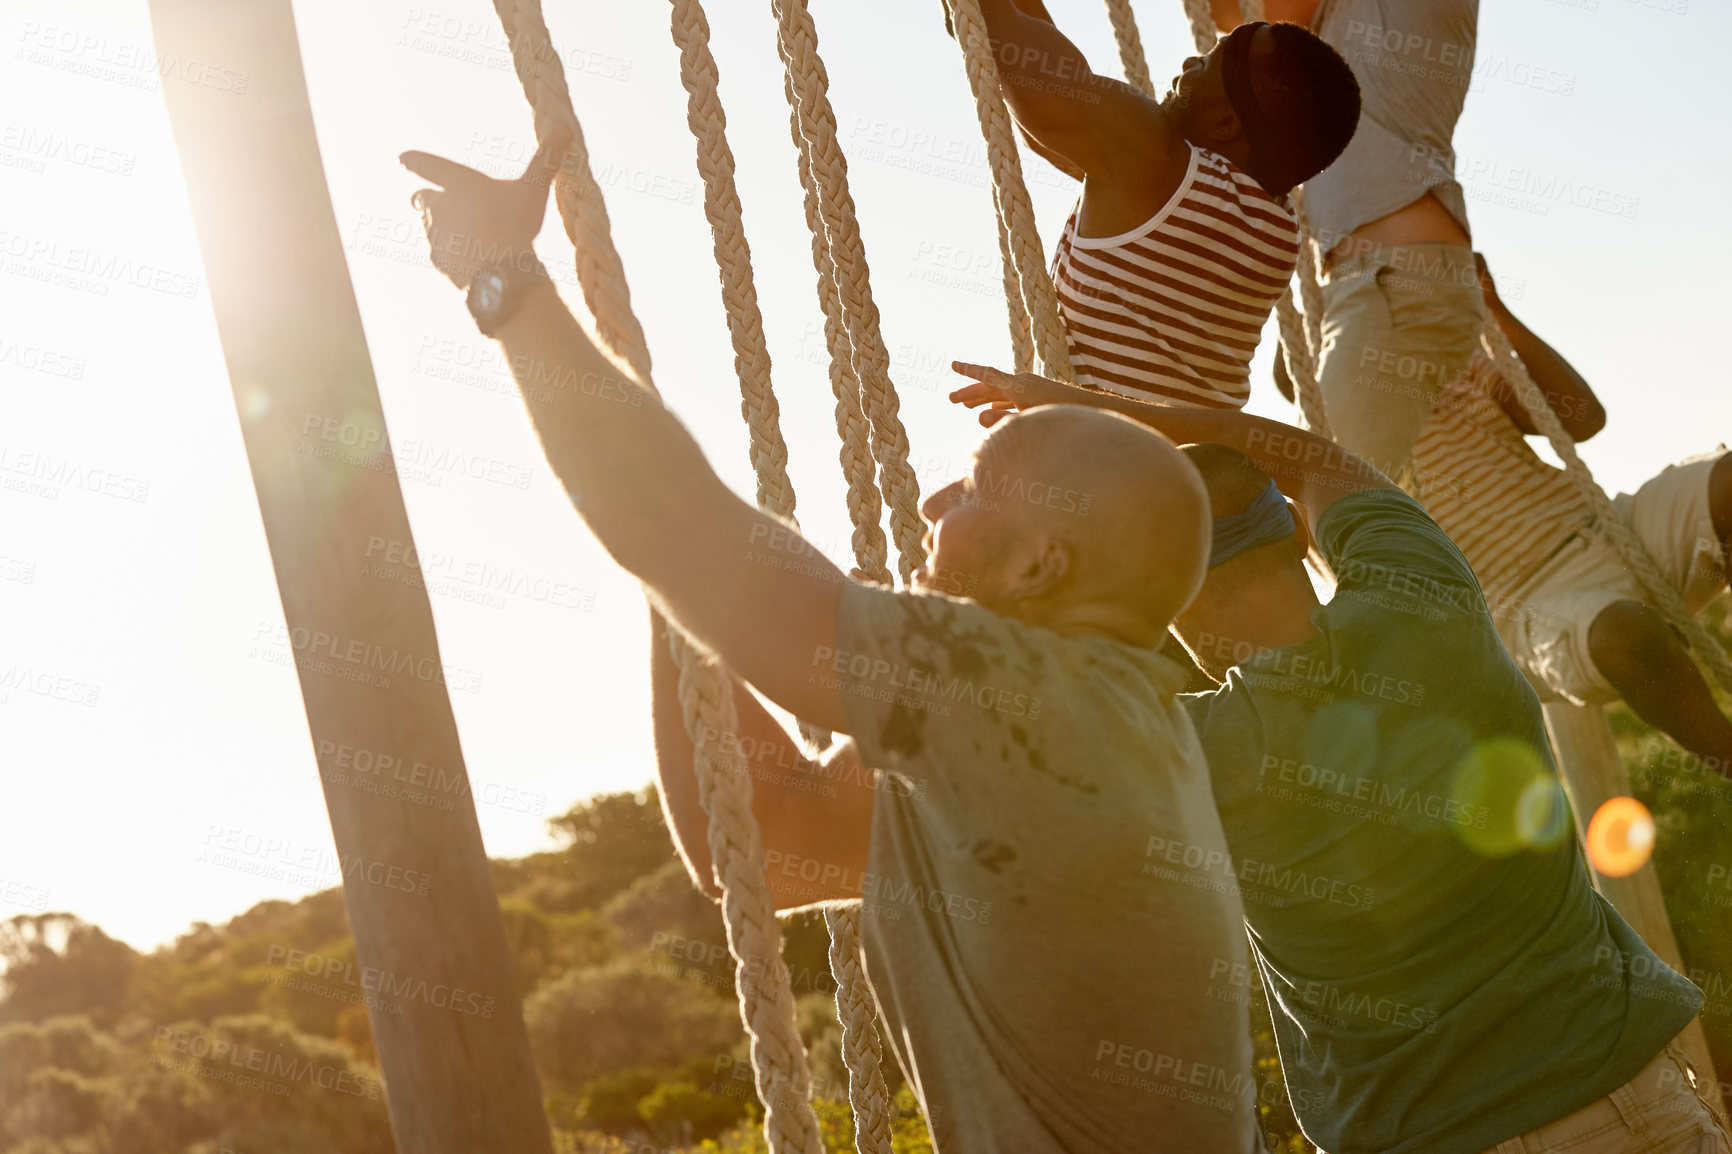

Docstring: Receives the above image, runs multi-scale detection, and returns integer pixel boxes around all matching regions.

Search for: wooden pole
[1544,702,1720,1092]
[149,2,556,1150]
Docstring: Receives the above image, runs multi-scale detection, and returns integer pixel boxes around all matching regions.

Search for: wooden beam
[149,2,555,1149]
[1544,702,1719,1092]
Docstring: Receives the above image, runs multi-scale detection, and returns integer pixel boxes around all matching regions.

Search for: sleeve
[831,583,1053,780]
[1316,489,1486,611]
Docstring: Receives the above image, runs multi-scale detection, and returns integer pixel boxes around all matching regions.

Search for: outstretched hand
[948,360,1069,428]
[400,135,567,289]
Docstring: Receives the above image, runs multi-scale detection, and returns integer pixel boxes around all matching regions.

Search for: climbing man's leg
[1587,599,1732,781]
[1316,242,1484,481]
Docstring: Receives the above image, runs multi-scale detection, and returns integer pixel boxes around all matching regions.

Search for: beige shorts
[1494,451,1728,705]
[1477,1037,1731,1154]
[1317,241,1487,480]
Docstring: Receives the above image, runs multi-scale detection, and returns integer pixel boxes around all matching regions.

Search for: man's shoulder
[1191,148,1298,230]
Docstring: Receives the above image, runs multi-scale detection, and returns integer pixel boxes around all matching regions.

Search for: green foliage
[525,962,744,1093]
[0,917,137,1030]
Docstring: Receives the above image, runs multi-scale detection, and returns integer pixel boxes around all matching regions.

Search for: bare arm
[649,609,872,910]
[401,145,853,733]
[1477,258,1606,441]
[951,361,1395,520]
[976,0,1178,184]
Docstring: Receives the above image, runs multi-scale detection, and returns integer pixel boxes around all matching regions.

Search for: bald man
[405,146,1261,1150]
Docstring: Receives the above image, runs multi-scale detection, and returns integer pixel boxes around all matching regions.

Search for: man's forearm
[977,0,1108,141]
[1484,294,1606,439]
[492,283,717,584]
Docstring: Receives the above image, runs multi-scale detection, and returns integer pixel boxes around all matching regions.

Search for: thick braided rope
[994,185,1038,375]
[764,17,904,1147]
[824,905,895,1154]
[791,129,898,1148]
[781,63,894,586]
[668,633,823,1154]
[1103,0,1157,96]
[772,0,928,583]
[669,0,798,519]
[947,0,1077,383]
[493,0,652,385]
[1182,0,1217,51]
[493,5,822,1151]
[1484,324,1732,692]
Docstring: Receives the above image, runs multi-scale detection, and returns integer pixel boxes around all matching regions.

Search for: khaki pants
[1477,1038,1732,1154]
[1496,450,1729,705]
[1316,241,1486,480]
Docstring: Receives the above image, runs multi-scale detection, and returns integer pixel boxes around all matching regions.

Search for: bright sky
[2,0,1724,951]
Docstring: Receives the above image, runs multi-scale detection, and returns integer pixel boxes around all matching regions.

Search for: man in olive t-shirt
[951,363,1717,1154]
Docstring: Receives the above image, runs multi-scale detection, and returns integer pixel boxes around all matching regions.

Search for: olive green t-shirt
[835,583,1260,1153]
[1183,490,1702,1154]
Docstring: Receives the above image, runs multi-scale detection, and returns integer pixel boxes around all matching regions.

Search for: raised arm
[1476,256,1606,442]
[950,361,1395,520]
[401,146,850,733]
[976,0,1181,189]
[649,608,871,911]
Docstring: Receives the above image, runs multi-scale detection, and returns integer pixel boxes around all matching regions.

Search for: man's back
[833,582,1259,1153]
[1184,490,1702,1154]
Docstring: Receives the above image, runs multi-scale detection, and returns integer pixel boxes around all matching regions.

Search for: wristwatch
[466,254,549,338]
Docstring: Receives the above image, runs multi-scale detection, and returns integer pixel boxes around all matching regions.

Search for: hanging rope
[668,0,798,521]
[1484,327,1732,692]
[1104,0,1157,96]
[994,185,1039,375]
[772,0,928,584]
[945,0,1077,383]
[492,4,822,1152]
[780,49,895,587]
[666,1,902,1148]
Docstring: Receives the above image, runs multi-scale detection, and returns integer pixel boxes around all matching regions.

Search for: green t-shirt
[1183,490,1702,1154]
[836,583,1260,1153]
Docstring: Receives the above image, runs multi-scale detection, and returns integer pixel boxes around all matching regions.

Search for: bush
[525,962,745,1093]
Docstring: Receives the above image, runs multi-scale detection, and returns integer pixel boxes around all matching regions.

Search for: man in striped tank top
[977,0,1361,408]
[1412,256,1732,780]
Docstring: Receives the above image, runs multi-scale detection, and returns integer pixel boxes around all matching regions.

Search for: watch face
[474,271,507,315]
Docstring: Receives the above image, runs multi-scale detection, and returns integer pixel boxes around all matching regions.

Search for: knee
[1587,600,1674,686]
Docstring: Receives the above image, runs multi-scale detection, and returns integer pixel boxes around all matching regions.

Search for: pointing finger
[400,150,489,191]
[950,360,999,382]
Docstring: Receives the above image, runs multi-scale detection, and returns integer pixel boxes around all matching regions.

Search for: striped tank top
[1051,145,1299,409]
[1410,352,1592,598]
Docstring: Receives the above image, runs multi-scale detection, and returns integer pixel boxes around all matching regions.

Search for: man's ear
[1200,101,1243,148]
[1008,539,1072,604]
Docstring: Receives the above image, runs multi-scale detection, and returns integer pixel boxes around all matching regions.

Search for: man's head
[915,406,1209,645]
[1161,22,1360,197]
[1170,443,1321,679]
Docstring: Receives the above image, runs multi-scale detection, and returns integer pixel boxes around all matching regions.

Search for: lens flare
[1451,738,1566,856]
[1585,797,1655,879]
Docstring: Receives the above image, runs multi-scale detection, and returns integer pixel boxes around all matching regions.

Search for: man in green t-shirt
[953,362,1728,1154]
